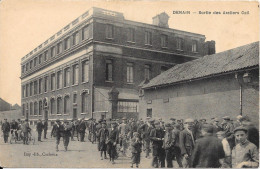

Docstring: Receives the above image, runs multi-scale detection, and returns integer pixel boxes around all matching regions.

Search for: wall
[140,73,259,127]
[0,110,22,122]
[0,99,11,111]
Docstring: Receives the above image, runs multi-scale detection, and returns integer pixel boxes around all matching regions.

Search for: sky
[0,0,259,105]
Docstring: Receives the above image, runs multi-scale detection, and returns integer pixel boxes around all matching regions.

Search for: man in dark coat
[36,119,44,141]
[190,124,225,168]
[21,119,31,145]
[107,122,119,164]
[179,118,196,168]
[10,119,19,140]
[51,119,64,152]
[43,119,48,139]
[150,121,165,168]
[78,118,86,142]
[163,123,175,168]
[241,119,259,149]
[63,120,72,151]
[172,123,183,168]
[1,119,10,143]
[139,118,153,158]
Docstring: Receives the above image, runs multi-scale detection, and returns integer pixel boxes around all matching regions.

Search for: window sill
[63,113,69,116]
[127,41,136,44]
[192,51,198,53]
[81,113,87,115]
[145,44,152,47]
[38,115,42,116]
[176,49,184,52]
[57,114,62,116]
[105,38,114,40]
[64,86,70,89]
[82,81,89,84]
[105,80,114,83]
[127,82,134,85]
[44,91,48,94]
[161,47,168,49]
[56,88,62,91]
[72,84,79,87]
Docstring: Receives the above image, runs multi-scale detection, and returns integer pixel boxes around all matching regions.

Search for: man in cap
[222,116,234,137]
[150,120,165,168]
[139,117,153,158]
[78,118,87,142]
[36,119,44,142]
[179,118,196,168]
[107,121,119,164]
[163,123,175,168]
[118,117,129,155]
[1,119,10,143]
[231,126,259,168]
[98,121,109,160]
[170,118,176,127]
[177,119,184,131]
[51,119,64,151]
[21,119,31,145]
[10,119,19,140]
[63,120,72,151]
[43,119,48,139]
[191,124,225,168]
[212,118,222,135]
[172,123,183,167]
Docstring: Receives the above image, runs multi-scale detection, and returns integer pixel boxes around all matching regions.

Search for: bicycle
[9,129,18,144]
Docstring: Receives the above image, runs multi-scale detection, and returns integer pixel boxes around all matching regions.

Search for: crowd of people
[1,114,259,168]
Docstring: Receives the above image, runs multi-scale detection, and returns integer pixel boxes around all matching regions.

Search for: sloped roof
[143,41,259,89]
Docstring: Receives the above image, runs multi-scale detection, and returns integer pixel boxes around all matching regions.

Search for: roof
[143,41,259,89]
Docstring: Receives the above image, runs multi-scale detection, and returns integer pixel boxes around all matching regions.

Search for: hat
[98,119,103,123]
[201,124,214,133]
[214,118,220,122]
[200,119,206,122]
[234,126,248,133]
[222,116,230,120]
[184,118,194,124]
[165,123,172,127]
[177,120,182,123]
[146,117,151,120]
[122,117,127,120]
[148,118,154,123]
[56,119,60,122]
[170,118,176,121]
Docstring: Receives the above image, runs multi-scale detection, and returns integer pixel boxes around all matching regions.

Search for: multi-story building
[21,7,215,125]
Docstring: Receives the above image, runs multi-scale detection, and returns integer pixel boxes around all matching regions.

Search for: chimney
[152,12,169,28]
[203,40,216,55]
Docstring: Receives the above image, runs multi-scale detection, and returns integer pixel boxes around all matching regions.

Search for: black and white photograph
[0,0,259,168]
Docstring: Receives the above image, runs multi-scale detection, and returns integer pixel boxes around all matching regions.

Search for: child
[131,132,142,168]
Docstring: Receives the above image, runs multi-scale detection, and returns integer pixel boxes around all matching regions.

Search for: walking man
[63,120,72,151]
[21,119,31,145]
[78,118,86,142]
[36,119,44,142]
[1,119,10,143]
[51,119,64,152]
[43,119,48,139]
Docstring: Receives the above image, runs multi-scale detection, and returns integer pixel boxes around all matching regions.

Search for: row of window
[22,61,89,98]
[22,25,91,74]
[106,25,198,51]
[22,91,89,116]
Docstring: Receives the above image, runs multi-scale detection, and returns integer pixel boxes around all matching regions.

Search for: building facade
[21,7,215,124]
[0,98,12,111]
[140,42,259,127]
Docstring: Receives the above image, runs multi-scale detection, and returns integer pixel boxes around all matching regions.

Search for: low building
[0,98,12,111]
[140,42,259,126]
[0,110,22,123]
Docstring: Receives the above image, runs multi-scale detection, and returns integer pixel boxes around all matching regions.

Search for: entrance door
[73,108,77,119]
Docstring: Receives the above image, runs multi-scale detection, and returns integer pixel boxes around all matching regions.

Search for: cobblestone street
[0,129,161,168]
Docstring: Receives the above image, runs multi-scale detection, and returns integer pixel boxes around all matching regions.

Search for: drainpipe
[235,73,243,116]
[239,84,242,116]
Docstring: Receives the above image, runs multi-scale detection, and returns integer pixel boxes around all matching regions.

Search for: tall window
[22,85,26,98]
[39,100,42,116]
[44,76,48,92]
[39,54,42,64]
[30,82,33,96]
[30,60,33,69]
[44,51,48,61]
[57,71,62,89]
[72,32,79,45]
[50,98,55,115]
[72,64,79,85]
[145,31,152,45]
[22,65,25,73]
[73,93,77,103]
[127,28,135,42]
[176,37,184,50]
[51,73,55,91]
[26,63,29,71]
[34,102,38,115]
[127,63,134,83]
[192,40,198,52]
[81,92,88,113]
[34,81,38,95]
[64,96,70,114]
[64,37,70,50]
[51,46,56,57]
[105,24,113,39]
[29,102,33,115]
[82,62,89,83]
[26,84,29,97]
[39,78,42,94]
[57,97,62,114]
[144,65,151,80]
[82,26,90,40]
[22,104,25,116]
[161,35,168,48]
[57,42,62,54]
[64,68,70,87]
[106,60,113,81]
[34,57,37,67]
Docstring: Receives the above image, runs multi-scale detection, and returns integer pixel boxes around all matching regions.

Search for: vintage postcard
[0,0,259,168]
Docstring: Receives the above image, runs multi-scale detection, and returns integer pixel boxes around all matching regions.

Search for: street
[0,129,164,168]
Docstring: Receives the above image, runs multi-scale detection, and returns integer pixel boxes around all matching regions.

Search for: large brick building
[21,7,215,125]
[140,42,259,127]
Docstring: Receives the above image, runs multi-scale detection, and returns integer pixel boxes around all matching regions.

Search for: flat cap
[122,117,127,120]
[234,126,248,133]
[170,118,176,121]
[214,118,220,122]
[184,118,194,123]
[165,123,172,127]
